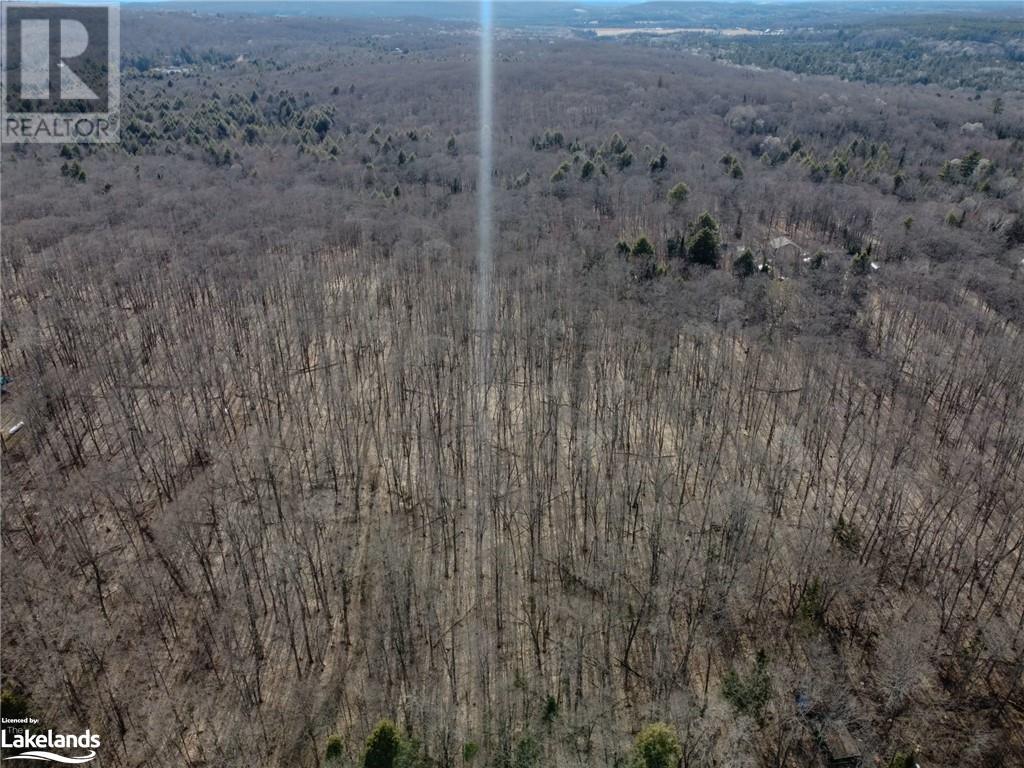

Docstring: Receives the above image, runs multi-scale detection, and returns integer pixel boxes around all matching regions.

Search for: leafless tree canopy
[1,7,1023,768]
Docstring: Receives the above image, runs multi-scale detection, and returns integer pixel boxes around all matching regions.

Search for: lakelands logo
[0,722,100,764]
[1,3,120,143]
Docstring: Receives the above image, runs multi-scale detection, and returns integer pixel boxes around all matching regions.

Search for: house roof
[823,726,861,761]
[770,236,797,250]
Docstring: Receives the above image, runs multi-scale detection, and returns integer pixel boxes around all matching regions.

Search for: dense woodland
[1,5,1023,768]
[686,16,1024,92]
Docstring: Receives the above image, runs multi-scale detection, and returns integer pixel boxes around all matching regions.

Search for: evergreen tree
[733,248,755,277]
[649,148,668,173]
[667,182,689,204]
[666,231,685,259]
[722,651,772,724]
[687,213,721,267]
[632,724,681,768]
[632,237,655,258]
[326,735,344,762]
[852,249,872,274]
[364,721,402,768]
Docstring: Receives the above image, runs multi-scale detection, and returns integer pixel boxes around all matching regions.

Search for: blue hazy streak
[476,0,493,381]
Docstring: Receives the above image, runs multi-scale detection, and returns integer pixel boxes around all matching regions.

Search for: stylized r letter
[19,19,98,100]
